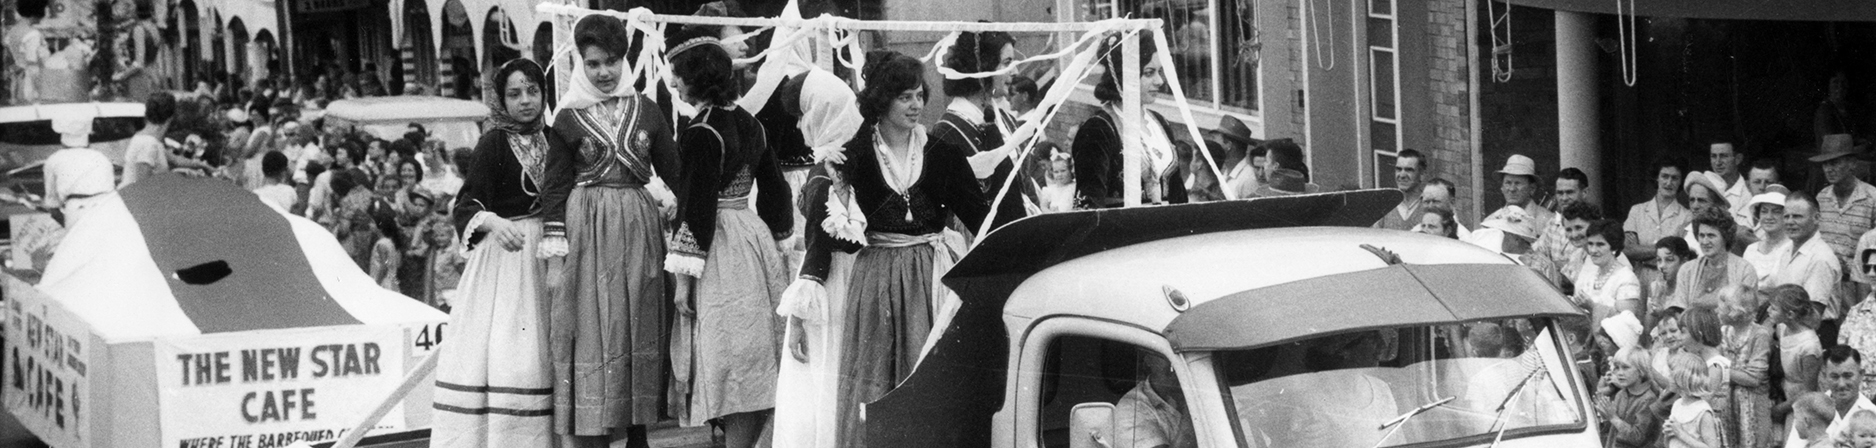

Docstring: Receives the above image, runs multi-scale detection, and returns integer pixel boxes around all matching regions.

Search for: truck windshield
[1217,319,1585,447]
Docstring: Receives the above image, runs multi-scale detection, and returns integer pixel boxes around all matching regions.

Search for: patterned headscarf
[483,58,548,136]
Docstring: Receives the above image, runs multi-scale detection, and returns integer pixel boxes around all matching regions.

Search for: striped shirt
[1818,180,1876,283]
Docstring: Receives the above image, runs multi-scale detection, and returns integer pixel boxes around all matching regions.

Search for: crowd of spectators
[126,90,468,311]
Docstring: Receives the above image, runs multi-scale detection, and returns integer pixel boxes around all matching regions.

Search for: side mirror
[1069,402,1115,448]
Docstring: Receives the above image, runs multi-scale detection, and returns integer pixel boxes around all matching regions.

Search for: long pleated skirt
[678,205,787,424]
[430,217,554,447]
[834,243,938,448]
[553,185,667,436]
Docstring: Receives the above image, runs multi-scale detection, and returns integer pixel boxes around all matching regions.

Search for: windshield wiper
[1373,396,1455,448]
[1487,367,1549,448]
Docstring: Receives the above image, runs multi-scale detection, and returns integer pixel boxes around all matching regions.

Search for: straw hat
[1479,205,1538,239]
[1811,133,1864,163]
[1497,154,1537,179]
[1683,171,1730,209]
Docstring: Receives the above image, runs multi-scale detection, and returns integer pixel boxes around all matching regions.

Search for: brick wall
[1285,1,1305,139]
[1476,3,1559,215]
[1426,0,1475,221]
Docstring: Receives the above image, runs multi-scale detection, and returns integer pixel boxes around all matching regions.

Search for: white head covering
[42,148,114,211]
[1600,311,1645,351]
[52,115,92,148]
[558,38,640,113]
[738,0,811,112]
[799,70,864,164]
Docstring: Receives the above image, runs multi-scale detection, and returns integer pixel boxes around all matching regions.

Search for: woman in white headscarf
[537,15,679,448]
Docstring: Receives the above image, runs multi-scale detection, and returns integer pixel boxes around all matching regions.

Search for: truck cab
[867,190,1601,448]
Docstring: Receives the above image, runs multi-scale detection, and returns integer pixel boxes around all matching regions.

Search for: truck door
[1015,318,1214,448]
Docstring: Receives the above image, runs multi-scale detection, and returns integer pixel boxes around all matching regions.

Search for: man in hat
[1485,154,1553,228]
[1250,139,1316,197]
[43,116,116,228]
[1815,133,1876,300]
[1214,115,1262,199]
[1375,149,1428,231]
[1711,141,1755,227]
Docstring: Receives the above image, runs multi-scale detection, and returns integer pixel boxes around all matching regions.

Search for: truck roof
[1009,225,1555,337]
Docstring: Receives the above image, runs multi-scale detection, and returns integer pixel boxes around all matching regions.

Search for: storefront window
[1077,0,1260,112]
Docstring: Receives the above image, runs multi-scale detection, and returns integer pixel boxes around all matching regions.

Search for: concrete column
[1555,11,1601,206]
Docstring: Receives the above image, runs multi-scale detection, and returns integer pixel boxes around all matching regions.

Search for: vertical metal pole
[1121,31,1142,207]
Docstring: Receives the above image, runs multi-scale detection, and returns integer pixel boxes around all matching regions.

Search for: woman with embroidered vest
[661,30,793,447]
[431,58,559,448]
[1072,34,1186,208]
[932,31,1031,230]
[794,51,990,448]
[538,15,680,448]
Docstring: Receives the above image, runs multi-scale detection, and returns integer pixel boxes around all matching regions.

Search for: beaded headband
[668,36,724,59]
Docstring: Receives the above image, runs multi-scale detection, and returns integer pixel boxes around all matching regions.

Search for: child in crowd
[1596,345,1660,448]
[1717,286,1773,447]
[1032,143,1076,213]
[1650,307,1687,421]
[368,205,402,291]
[1844,410,1876,448]
[395,189,436,304]
[1791,392,1834,448]
[1663,350,1725,448]
[1770,284,1824,420]
[1650,237,1697,318]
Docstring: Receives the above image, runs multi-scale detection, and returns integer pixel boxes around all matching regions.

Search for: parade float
[3,175,448,448]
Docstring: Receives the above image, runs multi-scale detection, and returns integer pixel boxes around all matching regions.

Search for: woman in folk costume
[932,30,1032,230]
[772,130,868,448]
[539,15,680,448]
[800,50,989,448]
[738,0,864,274]
[430,58,558,448]
[662,29,794,447]
[1073,34,1185,208]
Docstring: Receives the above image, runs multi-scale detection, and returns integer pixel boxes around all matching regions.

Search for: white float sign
[4,282,93,448]
[155,326,406,448]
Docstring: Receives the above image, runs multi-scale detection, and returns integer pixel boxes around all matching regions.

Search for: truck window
[1038,335,1193,448]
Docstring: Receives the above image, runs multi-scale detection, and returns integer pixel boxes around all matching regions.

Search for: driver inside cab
[1113,353,1196,448]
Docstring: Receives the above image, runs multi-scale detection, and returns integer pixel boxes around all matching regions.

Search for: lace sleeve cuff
[777,278,827,323]
[537,235,569,259]
[664,223,706,277]
[461,211,497,251]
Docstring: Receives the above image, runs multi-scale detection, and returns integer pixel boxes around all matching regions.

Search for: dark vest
[754,73,814,167]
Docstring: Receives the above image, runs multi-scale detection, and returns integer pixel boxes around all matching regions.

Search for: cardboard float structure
[4,175,449,448]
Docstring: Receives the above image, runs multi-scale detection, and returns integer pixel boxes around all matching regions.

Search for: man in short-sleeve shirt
[1815,135,1876,289]
[121,92,208,188]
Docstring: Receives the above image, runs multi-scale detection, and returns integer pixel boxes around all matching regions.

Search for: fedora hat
[1215,115,1257,146]
[1811,133,1864,163]
[1497,154,1537,178]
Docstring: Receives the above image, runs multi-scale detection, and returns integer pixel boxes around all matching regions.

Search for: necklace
[874,128,921,222]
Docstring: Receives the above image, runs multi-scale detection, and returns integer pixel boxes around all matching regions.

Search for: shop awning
[1505,0,1876,22]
